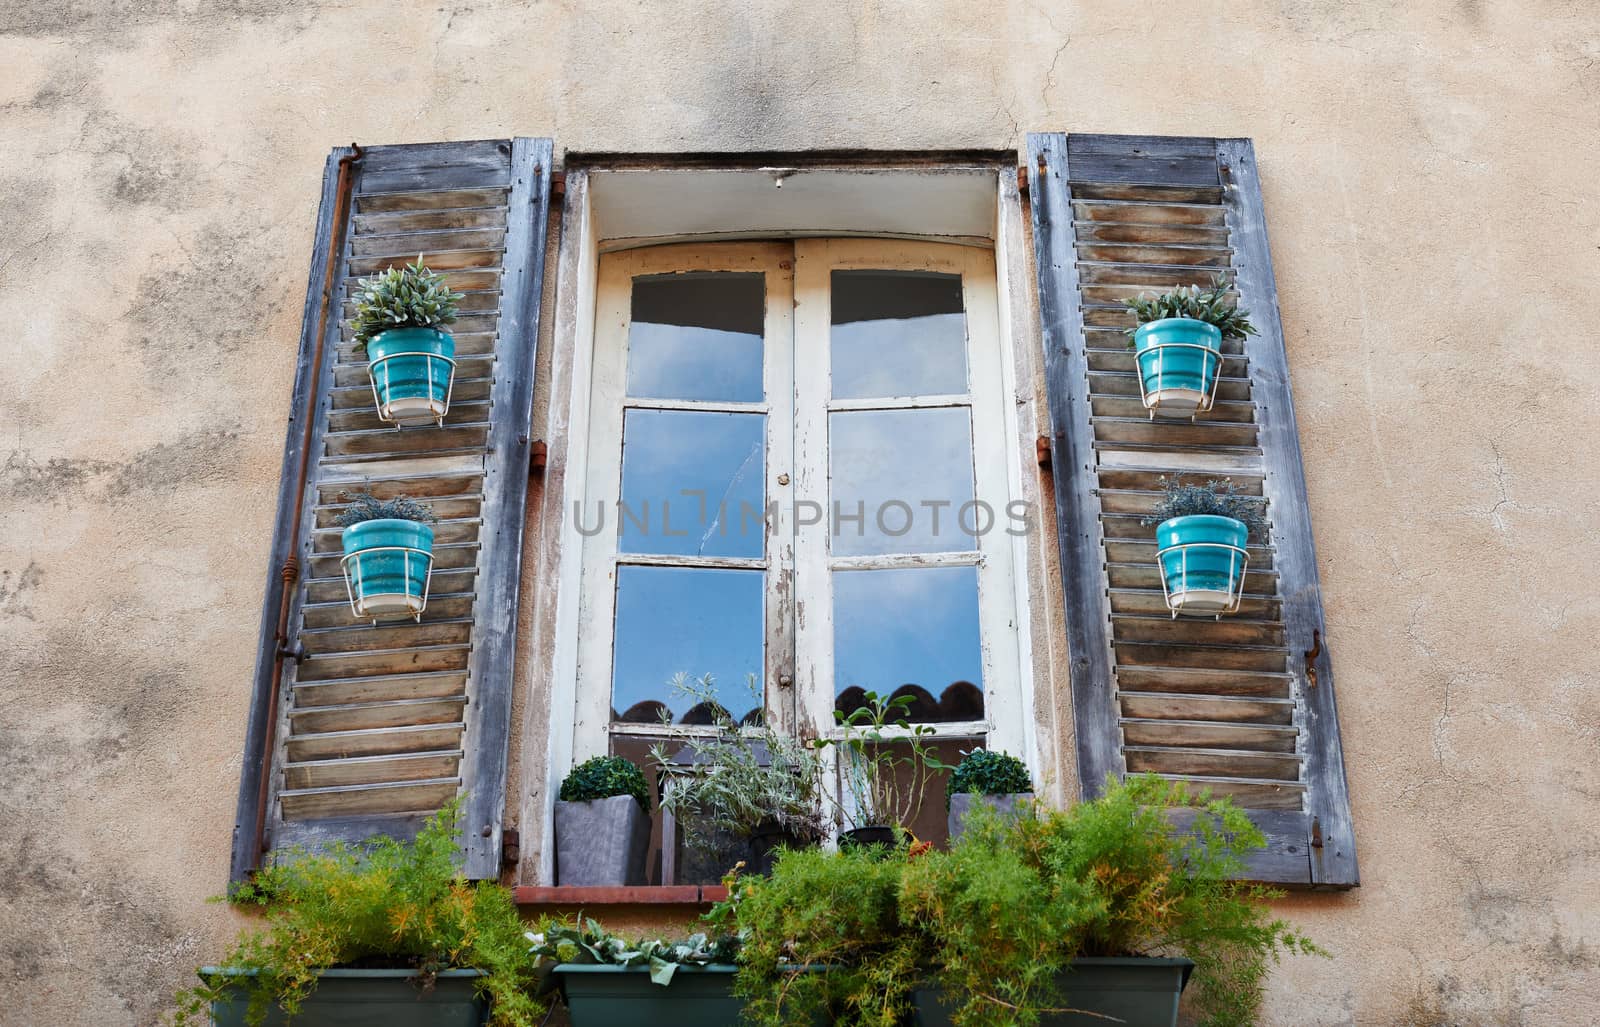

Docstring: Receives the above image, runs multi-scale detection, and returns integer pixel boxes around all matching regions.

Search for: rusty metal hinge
[1016,165,1029,193]
[501,828,521,870]
[1311,817,1324,849]
[1304,629,1323,689]
[1036,434,1052,468]
[529,440,548,476]
[551,171,566,197]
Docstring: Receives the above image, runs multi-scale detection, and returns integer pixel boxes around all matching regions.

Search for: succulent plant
[1144,477,1268,538]
[334,490,439,529]
[1122,274,1257,345]
[349,258,464,350]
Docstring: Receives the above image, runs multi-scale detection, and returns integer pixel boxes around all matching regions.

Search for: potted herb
[652,673,827,882]
[337,490,438,621]
[1145,477,1267,618]
[352,258,463,427]
[901,775,1321,1027]
[537,916,763,1026]
[814,690,952,849]
[555,755,652,886]
[173,801,545,1027]
[945,748,1034,842]
[1122,275,1255,419]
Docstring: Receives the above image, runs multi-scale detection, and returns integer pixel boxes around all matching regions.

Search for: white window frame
[528,163,1053,884]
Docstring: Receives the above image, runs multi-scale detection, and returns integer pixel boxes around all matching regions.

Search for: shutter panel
[231,139,553,881]
[1027,132,1358,888]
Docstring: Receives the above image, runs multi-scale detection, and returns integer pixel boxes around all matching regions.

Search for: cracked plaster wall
[1,1,1597,1024]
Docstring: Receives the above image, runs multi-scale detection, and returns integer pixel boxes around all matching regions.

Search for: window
[569,238,1026,836]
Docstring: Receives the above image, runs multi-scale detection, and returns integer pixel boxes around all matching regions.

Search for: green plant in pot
[814,690,953,848]
[1145,477,1268,618]
[533,916,762,1026]
[555,755,652,886]
[652,673,827,882]
[337,490,439,622]
[945,748,1034,842]
[172,800,545,1027]
[900,775,1322,1027]
[1123,274,1255,419]
[352,258,464,427]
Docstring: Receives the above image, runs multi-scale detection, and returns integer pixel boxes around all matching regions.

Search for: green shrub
[1144,476,1268,538]
[900,775,1323,1027]
[171,800,545,1027]
[715,846,923,1027]
[350,258,464,350]
[945,749,1033,807]
[1122,274,1256,344]
[334,489,439,529]
[728,775,1321,1027]
[559,755,650,812]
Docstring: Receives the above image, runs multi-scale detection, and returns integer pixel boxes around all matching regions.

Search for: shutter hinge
[1035,434,1051,468]
[1304,629,1322,689]
[501,827,521,870]
[529,439,548,476]
[1311,816,1324,849]
[1016,165,1029,194]
[551,171,566,198]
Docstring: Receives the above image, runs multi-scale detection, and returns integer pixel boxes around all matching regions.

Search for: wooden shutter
[231,139,553,881]
[1026,132,1357,888]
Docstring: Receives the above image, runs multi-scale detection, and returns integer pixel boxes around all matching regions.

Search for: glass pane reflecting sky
[830,407,976,556]
[830,270,967,400]
[628,273,765,402]
[620,409,765,558]
[833,565,983,723]
[612,565,764,724]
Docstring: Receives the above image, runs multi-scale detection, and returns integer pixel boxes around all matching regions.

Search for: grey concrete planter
[913,957,1194,1027]
[206,968,487,1026]
[947,791,1034,841]
[555,794,649,886]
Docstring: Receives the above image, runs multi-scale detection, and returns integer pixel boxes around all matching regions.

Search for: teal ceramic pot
[1156,514,1248,615]
[341,518,435,618]
[913,957,1194,1027]
[365,327,456,425]
[1133,317,1222,416]
[206,968,486,1027]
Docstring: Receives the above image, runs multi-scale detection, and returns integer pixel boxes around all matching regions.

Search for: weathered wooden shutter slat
[1027,131,1358,888]
[231,139,552,882]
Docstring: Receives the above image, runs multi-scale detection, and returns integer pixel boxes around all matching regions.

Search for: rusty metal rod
[250,143,364,869]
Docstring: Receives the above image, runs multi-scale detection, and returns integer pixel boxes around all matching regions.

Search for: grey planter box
[555,794,650,885]
[206,968,487,1026]
[947,791,1034,841]
[913,957,1194,1027]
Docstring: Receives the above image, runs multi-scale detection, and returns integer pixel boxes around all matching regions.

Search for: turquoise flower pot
[365,327,456,426]
[1155,514,1248,616]
[1133,317,1222,417]
[341,518,435,620]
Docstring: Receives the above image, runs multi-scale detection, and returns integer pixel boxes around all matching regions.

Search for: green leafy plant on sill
[945,747,1033,808]
[1122,274,1257,346]
[350,258,464,351]
[334,489,440,529]
[722,774,1322,1027]
[527,915,740,986]
[559,754,652,812]
[170,800,545,1027]
[1144,476,1269,539]
[650,672,828,857]
[814,689,954,835]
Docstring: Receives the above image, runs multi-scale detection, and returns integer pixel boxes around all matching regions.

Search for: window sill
[513,885,729,906]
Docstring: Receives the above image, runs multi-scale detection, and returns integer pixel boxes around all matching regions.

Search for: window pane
[628,273,764,402]
[829,407,975,556]
[620,409,765,558]
[830,270,967,399]
[832,566,983,723]
[612,566,764,725]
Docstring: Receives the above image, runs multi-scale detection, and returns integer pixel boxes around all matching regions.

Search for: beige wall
[2,2,1598,1024]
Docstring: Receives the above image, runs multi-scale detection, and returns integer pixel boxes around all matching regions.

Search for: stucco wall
[2,2,1597,1024]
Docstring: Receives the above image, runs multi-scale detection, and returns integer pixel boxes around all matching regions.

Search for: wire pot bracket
[340,545,436,624]
[367,351,458,429]
[1137,340,1224,422]
[1155,541,1250,620]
